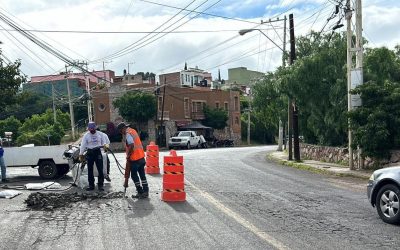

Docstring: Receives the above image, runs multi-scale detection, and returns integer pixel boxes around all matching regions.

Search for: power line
[90,0,198,63]
[90,0,225,63]
[0,22,57,72]
[0,5,89,62]
[0,27,282,34]
[138,0,260,24]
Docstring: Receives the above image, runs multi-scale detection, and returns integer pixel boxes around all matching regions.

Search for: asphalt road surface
[0,146,398,250]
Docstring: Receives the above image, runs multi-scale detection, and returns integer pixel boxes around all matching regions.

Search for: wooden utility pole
[355,0,364,168]
[65,66,75,140]
[289,13,300,161]
[345,0,354,169]
[278,15,287,152]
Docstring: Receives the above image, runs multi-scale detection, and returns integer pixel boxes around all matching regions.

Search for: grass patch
[267,153,370,180]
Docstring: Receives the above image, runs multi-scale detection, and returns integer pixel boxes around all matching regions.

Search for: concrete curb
[267,151,372,180]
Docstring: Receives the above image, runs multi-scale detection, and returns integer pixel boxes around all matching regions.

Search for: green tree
[113,92,157,129]
[0,56,26,113]
[203,106,228,130]
[253,32,348,146]
[0,91,51,121]
[16,122,65,146]
[19,109,70,133]
[0,116,22,142]
[15,109,70,146]
[349,47,400,159]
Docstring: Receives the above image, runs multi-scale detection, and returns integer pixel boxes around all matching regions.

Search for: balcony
[157,110,170,121]
[191,111,205,120]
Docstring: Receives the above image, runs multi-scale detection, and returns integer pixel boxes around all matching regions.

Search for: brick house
[155,85,241,146]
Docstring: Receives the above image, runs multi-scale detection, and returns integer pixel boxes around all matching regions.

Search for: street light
[239,29,286,54]
[238,27,288,153]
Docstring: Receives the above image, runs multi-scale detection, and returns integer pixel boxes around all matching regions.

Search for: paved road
[0,146,398,249]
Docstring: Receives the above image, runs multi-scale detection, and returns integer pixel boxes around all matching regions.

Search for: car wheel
[187,142,191,150]
[38,160,58,179]
[376,184,400,224]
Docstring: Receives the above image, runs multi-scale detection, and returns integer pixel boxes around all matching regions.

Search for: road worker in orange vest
[117,122,149,199]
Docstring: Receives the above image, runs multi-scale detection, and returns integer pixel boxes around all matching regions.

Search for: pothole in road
[25,191,124,210]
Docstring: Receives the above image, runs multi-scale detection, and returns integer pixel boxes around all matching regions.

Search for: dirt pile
[25,191,124,210]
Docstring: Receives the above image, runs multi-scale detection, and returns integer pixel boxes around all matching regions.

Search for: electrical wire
[138,0,260,24]
[90,0,198,63]
[0,27,283,34]
[0,5,89,62]
[90,0,225,63]
[0,22,57,72]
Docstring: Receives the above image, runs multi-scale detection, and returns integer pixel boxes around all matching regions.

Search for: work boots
[131,192,149,199]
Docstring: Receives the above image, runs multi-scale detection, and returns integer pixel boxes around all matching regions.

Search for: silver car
[367,166,400,224]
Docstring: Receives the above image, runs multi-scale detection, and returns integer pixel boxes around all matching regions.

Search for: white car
[3,145,70,179]
[168,131,201,149]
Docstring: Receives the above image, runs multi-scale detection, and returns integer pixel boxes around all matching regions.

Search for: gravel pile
[25,191,124,210]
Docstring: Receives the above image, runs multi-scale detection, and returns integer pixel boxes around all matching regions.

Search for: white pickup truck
[168,131,201,149]
[3,145,70,179]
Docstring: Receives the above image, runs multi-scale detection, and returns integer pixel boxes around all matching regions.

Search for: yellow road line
[186,180,288,250]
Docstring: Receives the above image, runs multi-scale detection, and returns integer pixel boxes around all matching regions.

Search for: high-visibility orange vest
[125,127,145,161]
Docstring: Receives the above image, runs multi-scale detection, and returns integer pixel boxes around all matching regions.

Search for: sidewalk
[268,151,373,179]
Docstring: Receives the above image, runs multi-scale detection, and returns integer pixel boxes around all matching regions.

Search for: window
[215,102,220,109]
[181,74,184,85]
[158,96,163,111]
[184,98,190,118]
[224,102,228,111]
[98,103,106,112]
[234,96,239,111]
[170,103,174,111]
[192,101,206,112]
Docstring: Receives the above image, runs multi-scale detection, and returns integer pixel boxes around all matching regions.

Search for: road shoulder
[267,151,372,180]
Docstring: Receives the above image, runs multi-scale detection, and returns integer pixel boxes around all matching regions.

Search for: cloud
[0,0,398,81]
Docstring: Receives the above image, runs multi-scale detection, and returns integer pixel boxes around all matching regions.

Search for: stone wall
[300,143,400,169]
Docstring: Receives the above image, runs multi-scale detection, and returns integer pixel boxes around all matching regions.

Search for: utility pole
[52,83,57,123]
[289,13,300,161]
[74,60,92,122]
[278,15,287,152]
[160,77,167,147]
[247,88,251,145]
[345,0,354,170]
[65,66,75,140]
[355,0,364,168]
[84,61,93,122]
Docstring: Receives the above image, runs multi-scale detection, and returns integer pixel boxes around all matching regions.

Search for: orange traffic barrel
[161,150,186,202]
[145,141,160,174]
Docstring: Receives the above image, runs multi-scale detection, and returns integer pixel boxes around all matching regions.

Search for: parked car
[367,166,400,224]
[168,131,201,149]
[3,145,70,179]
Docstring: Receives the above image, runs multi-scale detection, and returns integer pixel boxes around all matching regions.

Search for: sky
[0,0,399,82]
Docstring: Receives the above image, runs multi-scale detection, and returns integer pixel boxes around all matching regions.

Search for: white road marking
[186,180,289,250]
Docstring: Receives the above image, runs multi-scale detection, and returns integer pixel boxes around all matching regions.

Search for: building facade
[225,67,264,90]
[156,85,241,145]
[158,66,212,88]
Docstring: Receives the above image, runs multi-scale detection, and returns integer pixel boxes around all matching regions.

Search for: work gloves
[79,155,85,162]
[104,144,110,152]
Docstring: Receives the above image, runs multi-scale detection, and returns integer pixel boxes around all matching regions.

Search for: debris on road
[0,190,22,199]
[25,191,124,210]
[24,182,62,190]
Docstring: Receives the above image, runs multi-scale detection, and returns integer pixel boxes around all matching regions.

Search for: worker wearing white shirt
[79,122,109,191]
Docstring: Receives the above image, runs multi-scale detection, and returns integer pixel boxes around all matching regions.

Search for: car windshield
[178,132,191,137]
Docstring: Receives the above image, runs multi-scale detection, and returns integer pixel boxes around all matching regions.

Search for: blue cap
[88,122,97,130]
